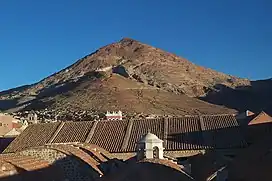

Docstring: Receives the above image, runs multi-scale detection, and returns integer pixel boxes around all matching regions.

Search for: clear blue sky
[0,0,271,91]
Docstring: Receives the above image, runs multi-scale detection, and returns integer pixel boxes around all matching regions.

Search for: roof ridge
[48,122,65,143]
[248,111,272,125]
[85,121,99,143]
[121,119,134,151]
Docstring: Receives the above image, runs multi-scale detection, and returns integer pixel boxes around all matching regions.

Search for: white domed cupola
[137,132,164,160]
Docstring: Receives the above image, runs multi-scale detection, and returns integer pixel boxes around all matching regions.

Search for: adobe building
[0,113,24,137]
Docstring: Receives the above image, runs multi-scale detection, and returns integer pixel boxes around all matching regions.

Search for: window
[153,146,159,159]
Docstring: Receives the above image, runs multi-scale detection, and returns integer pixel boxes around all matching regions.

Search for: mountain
[0,38,266,116]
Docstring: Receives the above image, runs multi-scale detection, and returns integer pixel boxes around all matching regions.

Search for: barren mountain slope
[1,38,250,98]
[48,74,236,115]
[0,38,251,115]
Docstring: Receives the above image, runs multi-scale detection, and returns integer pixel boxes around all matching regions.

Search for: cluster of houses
[0,110,123,139]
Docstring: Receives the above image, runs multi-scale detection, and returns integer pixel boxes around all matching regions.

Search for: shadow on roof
[227,135,272,181]
[0,137,15,153]
[167,121,272,149]
[0,158,64,181]
[188,150,229,181]
[98,160,193,181]
[167,126,247,150]
[187,122,272,181]
[0,154,105,181]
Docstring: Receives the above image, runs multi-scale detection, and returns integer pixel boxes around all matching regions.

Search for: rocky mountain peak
[119,37,139,43]
[0,38,257,115]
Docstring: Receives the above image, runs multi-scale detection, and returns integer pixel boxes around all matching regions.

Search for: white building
[137,132,164,160]
[105,111,123,121]
[27,112,38,123]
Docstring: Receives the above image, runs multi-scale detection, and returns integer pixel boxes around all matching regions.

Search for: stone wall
[20,148,66,163]
[19,148,100,181]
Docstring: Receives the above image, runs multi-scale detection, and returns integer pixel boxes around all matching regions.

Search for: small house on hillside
[27,112,38,123]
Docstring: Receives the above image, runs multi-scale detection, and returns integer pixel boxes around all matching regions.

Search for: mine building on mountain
[105,111,123,120]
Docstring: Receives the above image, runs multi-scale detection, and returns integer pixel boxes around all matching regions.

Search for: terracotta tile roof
[0,154,20,178]
[74,144,108,162]
[201,115,247,149]
[125,118,164,152]
[0,153,65,180]
[89,120,128,152]
[76,143,114,160]
[4,122,60,153]
[189,151,229,181]
[45,144,103,176]
[201,114,239,130]
[228,136,272,181]
[100,158,194,181]
[4,115,247,153]
[3,154,50,171]
[139,158,183,172]
[237,111,272,126]
[5,143,109,178]
[52,121,94,143]
[248,111,272,125]
[167,117,203,150]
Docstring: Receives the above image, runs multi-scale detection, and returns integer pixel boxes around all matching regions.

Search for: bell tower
[136,132,164,160]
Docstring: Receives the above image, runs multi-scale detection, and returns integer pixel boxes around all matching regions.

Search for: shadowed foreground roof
[0,153,64,181]
[0,142,196,181]
[238,111,272,126]
[189,151,229,181]
[0,144,197,181]
[99,158,194,181]
[0,143,117,180]
[4,115,246,153]
[228,136,272,181]
[0,137,15,153]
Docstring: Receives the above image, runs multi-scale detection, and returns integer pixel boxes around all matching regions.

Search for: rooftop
[4,115,247,154]
[100,158,194,181]
[0,142,121,180]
